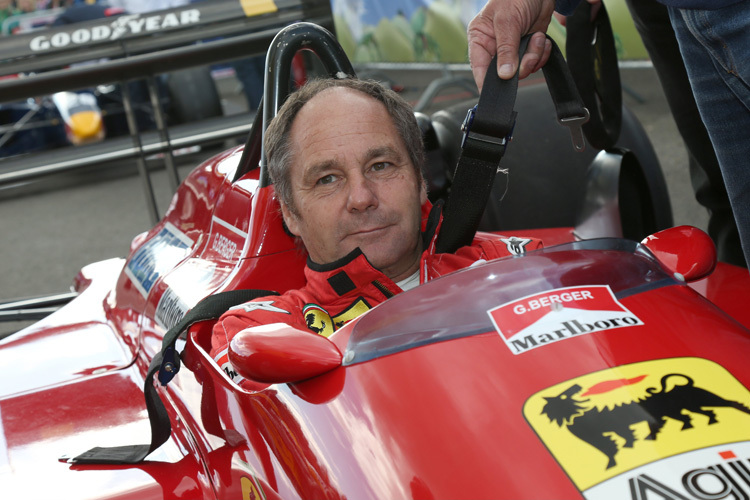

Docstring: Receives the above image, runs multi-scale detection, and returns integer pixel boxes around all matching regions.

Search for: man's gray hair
[264,78,426,214]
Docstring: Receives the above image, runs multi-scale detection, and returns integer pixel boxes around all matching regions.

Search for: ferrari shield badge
[523,357,750,499]
[488,285,643,355]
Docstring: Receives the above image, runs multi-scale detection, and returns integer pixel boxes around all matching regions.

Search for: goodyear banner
[332,0,647,64]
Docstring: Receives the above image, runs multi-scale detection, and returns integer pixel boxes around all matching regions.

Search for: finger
[518,32,548,79]
[469,36,494,92]
[541,38,552,69]
[468,14,495,90]
[471,59,489,92]
[496,43,520,80]
[492,17,523,79]
[529,38,553,74]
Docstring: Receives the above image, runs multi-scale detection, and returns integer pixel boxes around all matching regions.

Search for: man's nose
[346,174,378,212]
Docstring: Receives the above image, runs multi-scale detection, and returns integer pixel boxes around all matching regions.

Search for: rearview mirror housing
[229,323,342,383]
[641,225,716,282]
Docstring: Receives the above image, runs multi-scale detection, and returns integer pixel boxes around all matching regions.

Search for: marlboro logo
[487,285,643,355]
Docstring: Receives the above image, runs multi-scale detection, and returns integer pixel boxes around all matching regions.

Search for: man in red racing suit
[211,202,541,383]
[211,77,543,384]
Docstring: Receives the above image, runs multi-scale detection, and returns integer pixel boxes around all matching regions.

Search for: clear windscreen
[344,238,676,365]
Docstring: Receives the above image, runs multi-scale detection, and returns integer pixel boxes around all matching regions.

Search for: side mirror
[228,323,342,383]
[641,225,716,282]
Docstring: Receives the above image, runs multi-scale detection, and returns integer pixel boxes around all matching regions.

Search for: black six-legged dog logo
[541,373,750,469]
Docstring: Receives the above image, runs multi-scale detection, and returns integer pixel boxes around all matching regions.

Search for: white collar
[396,270,420,291]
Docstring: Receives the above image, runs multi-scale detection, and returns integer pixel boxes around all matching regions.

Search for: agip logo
[524,358,750,499]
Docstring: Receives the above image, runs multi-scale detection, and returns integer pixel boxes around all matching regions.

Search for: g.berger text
[512,289,594,315]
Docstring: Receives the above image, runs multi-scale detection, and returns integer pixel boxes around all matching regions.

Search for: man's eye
[317,174,336,185]
[371,162,390,172]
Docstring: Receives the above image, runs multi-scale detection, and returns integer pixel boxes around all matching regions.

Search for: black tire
[618,105,673,232]
[165,66,223,124]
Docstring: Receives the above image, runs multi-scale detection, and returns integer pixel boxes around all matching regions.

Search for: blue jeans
[626,0,742,265]
[668,2,750,269]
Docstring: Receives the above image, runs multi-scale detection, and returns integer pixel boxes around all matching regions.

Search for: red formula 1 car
[2,21,750,500]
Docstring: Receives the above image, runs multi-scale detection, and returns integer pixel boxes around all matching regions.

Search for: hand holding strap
[435,34,589,255]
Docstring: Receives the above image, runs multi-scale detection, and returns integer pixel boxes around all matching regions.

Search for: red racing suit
[211,204,542,383]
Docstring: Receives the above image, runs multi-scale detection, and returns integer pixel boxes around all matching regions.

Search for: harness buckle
[559,108,591,152]
[461,105,515,150]
[158,346,180,385]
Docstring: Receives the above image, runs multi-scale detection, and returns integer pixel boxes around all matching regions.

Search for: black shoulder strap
[66,288,277,465]
[435,35,589,254]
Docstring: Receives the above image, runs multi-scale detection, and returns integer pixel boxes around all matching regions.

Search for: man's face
[280,87,427,282]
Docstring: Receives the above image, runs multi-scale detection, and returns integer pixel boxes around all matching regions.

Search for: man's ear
[419,179,428,205]
[279,202,301,237]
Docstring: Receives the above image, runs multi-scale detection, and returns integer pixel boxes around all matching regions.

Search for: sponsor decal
[214,347,244,384]
[155,258,220,330]
[303,298,371,337]
[500,236,532,255]
[155,287,188,332]
[589,443,750,500]
[206,216,247,261]
[488,285,643,354]
[229,300,290,315]
[125,222,194,298]
[524,358,750,497]
[234,457,268,500]
[29,10,201,51]
[212,232,238,261]
[241,476,266,500]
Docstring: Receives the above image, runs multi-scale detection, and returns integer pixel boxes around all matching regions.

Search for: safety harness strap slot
[67,288,277,465]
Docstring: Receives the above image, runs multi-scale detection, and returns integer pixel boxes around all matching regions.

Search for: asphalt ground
[0,65,705,336]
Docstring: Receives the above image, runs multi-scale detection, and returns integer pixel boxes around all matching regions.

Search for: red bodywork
[2,143,750,500]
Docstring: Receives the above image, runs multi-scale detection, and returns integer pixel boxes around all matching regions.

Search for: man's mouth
[350,225,389,237]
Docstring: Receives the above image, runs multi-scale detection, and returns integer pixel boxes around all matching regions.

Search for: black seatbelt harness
[66,288,277,465]
[435,35,589,254]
